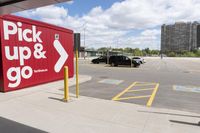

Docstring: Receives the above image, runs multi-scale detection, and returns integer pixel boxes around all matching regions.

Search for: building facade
[161,22,200,53]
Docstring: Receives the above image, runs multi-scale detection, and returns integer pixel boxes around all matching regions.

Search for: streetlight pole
[76,22,87,59]
[83,27,85,59]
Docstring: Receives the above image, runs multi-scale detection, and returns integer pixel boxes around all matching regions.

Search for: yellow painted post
[64,66,69,101]
[76,49,79,98]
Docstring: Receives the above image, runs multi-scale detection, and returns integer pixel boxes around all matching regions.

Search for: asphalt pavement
[0,67,199,133]
[72,57,200,114]
[0,81,199,133]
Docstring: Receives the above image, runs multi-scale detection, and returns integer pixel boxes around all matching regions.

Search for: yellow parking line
[127,88,154,92]
[134,83,157,86]
[146,83,159,107]
[136,82,157,84]
[112,82,137,101]
[116,95,151,101]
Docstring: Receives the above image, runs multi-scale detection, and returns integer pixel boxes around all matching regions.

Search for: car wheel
[111,62,115,67]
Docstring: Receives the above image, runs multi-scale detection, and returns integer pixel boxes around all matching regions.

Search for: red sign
[0,15,74,92]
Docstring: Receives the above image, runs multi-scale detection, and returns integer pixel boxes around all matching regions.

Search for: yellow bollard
[64,66,69,101]
[76,49,79,98]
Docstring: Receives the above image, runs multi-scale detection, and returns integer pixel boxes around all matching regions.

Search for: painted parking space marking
[98,79,124,85]
[127,88,154,92]
[134,83,157,86]
[173,85,200,93]
[117,95,151,101]
[146,83,159,107]
[112,81,159,107]
[112,82,137,101]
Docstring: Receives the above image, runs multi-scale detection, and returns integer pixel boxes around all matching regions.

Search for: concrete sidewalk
[0,75,199,133]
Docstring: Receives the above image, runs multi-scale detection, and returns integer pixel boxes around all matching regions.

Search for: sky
[15,0,200,50]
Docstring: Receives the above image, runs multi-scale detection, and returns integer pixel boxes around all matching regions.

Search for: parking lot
[70,57,200,114]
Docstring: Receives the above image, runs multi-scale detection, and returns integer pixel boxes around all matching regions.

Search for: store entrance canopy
[0,0,71,15]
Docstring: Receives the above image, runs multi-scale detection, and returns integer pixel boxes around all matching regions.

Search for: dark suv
[109,55,140,67]
[91,56,107,64]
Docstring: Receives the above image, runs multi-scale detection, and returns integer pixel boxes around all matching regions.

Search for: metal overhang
[0,0,71,15]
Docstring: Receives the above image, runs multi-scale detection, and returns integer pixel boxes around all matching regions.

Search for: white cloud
[116,29,160,50]
[17,5,68,25]
[141,29,160,36]
[34,6,67,18]
[15,0,200,49]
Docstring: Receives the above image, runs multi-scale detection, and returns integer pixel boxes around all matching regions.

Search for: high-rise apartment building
[161,22,200,52]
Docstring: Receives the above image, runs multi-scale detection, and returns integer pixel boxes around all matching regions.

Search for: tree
[96,47,161,57]
[124,47,132,53]
[167,52,176,57]
[144,48,150,55]
[151,50,160,55]
[133,48,143,56]
[193,50,200,57]
[112,48,123,52]
[98,47,108,52]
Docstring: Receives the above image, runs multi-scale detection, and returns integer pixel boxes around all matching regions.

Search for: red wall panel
[0,15,74,92]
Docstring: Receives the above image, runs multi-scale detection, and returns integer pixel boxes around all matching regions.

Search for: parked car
[91,56,107,64]
[132,57,145,64]
[109,55,140,67]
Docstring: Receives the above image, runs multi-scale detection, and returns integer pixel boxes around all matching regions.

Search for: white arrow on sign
[53,39,68,73]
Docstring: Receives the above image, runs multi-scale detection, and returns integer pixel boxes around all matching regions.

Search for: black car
[109,55,140,67]
[91,56,107,64]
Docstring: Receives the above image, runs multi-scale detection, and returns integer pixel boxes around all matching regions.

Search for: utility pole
[83,27,86,59]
